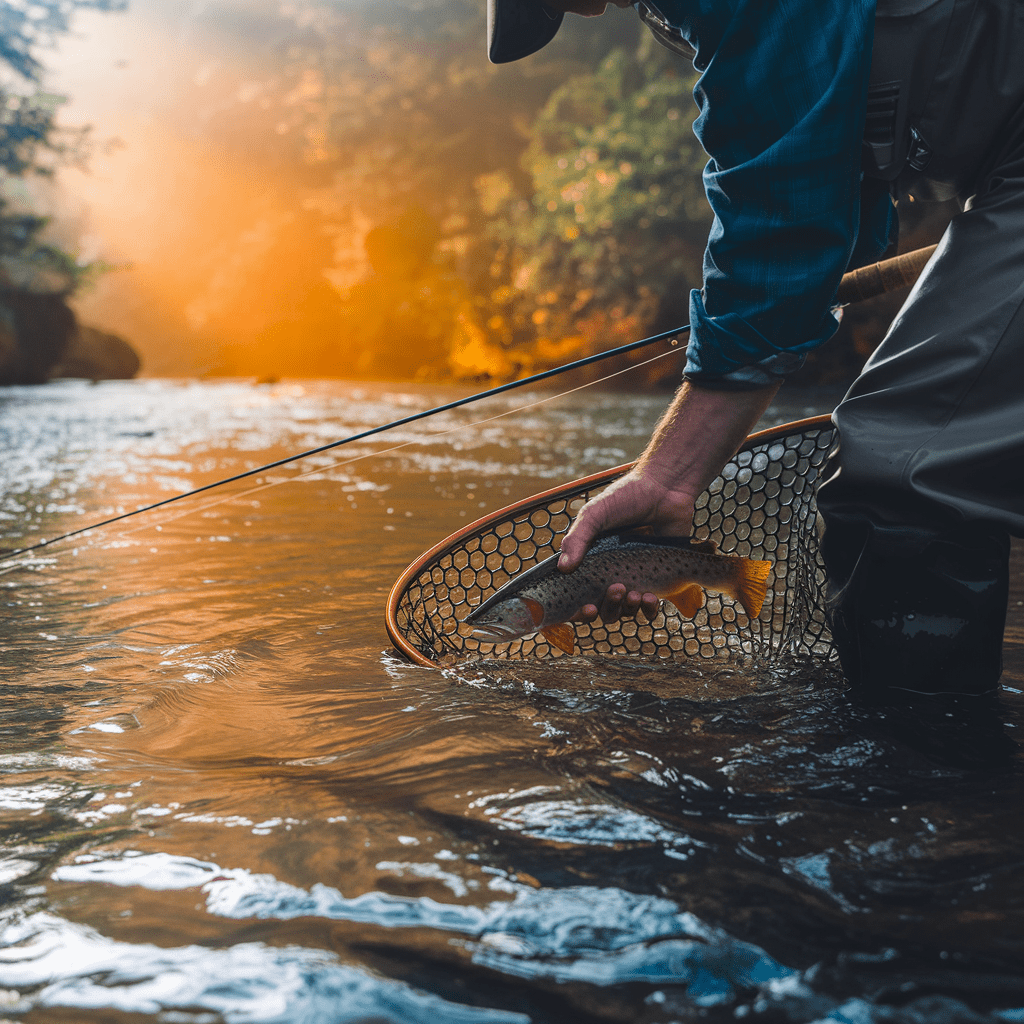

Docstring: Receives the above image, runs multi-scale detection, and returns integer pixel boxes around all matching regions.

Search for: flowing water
[1,378,1022,1024]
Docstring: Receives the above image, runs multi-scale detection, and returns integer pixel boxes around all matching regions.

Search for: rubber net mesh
[389,419,837,666]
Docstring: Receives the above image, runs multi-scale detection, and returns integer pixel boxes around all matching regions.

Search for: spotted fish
[462,532,772,655]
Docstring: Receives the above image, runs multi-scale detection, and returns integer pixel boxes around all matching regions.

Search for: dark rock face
[52,325,142,381]
[0,289,141,384]
[0,289,77,385]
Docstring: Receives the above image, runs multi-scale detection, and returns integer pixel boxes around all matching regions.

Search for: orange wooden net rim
[386,414,836,668]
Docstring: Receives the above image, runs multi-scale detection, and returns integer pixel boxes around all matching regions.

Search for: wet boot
[821,517,1010,697]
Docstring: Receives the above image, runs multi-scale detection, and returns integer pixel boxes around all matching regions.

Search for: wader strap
[867,0,1024,201]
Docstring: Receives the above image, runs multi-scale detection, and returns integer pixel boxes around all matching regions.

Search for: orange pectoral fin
[541,623,576,655]
[728,558,772,618]
[664,583,705,619]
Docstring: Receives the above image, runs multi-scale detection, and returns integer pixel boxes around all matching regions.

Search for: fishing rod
[0,243,937,563]
[0,324,690,561]
[835,243,937,305]
[95,341,682,553]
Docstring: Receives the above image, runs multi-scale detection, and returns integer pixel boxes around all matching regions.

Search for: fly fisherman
[488,0,1024,697]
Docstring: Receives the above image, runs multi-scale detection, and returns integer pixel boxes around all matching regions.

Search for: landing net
[386,415,837,668]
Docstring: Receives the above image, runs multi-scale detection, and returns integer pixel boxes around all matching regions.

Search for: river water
[0,378,1022,1024]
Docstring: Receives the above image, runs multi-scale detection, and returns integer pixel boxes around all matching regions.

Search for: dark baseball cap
[487,0,565,63]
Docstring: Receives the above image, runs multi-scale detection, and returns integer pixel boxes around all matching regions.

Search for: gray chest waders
[820,1,1024,697]
[864,0,1024,202]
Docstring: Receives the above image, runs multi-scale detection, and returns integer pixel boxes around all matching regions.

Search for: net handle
[385,412,834,666]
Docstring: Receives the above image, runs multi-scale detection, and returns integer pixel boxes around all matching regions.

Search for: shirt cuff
[684,287,836,386]
[684,351,806,390]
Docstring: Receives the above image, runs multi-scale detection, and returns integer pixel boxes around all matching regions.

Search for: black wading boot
[821,517,1010,698]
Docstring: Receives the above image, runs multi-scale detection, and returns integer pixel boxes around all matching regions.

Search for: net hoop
[386,413,836,668]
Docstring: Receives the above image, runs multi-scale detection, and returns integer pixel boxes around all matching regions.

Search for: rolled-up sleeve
[675,0,881,385]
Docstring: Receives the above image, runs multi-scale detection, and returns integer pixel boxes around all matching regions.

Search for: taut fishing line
[48,344,682,546]
[0,337,685,564]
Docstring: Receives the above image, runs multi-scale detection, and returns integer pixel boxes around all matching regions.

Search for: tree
[1,0,125,291]
[1,1,122,81]
[481,31,711,385]
[210,0,641,380]
[270,6,711,383]
[0,0,126,382]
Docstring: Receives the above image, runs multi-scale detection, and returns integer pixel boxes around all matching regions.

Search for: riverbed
[1,378,1022,1024]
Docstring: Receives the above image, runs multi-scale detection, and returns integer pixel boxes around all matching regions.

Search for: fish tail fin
[728,558,772,618]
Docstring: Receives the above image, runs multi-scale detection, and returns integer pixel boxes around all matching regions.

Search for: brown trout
[463,532,772,655]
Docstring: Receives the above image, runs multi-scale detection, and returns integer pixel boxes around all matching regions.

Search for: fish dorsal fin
[541,624,575,655]
[726,558,773,618]
[664,583,704,619]
[521,596,545,627]
[690,538,718,554]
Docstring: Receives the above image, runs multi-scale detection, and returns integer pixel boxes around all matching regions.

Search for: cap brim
[487,0,564,63]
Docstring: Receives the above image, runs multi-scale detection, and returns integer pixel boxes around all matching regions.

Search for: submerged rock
[0,288,141,384]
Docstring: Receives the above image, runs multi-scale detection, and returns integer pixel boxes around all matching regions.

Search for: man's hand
[557,469,699,572]
[559,470,694,625]
[557,379,781,624]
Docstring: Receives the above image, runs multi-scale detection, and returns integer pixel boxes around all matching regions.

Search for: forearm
[635,379,781,500]
[558,379,779,572]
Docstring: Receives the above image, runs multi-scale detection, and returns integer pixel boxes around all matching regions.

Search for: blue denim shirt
[639,0,896,387]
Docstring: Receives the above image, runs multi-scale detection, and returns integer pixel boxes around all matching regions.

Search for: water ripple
[51,850,794,1000]
[0,911,528,1023]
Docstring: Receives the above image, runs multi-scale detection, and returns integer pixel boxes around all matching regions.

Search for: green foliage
[484,33,711,376]
[0,90,63,177]
[0,1,125,179]
[279,0,611,247]
[268,4,711,382]
[0,207,99,293]
[255,0,639,380]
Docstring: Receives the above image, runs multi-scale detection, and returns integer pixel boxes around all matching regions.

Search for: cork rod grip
[835,244,939,305]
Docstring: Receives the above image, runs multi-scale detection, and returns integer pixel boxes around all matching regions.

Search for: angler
[488,0,1024,698]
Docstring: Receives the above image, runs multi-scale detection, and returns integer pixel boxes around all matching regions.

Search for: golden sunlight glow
[48,3,520,382]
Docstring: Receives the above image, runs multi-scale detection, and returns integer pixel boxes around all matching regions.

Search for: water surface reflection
[1,379,1022,1023]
